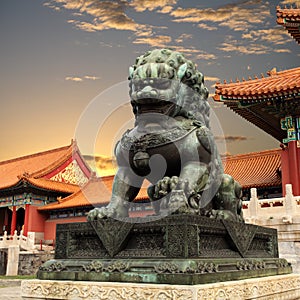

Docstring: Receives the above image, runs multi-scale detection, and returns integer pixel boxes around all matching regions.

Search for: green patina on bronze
[38,49,292,284]
[87,48,244,222]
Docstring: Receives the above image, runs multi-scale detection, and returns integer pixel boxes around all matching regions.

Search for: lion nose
[138,86,158,98]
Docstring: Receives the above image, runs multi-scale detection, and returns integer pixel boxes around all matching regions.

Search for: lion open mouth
[134,98,176,115]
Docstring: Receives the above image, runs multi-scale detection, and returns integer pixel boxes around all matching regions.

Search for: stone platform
[37,215,292,284]
[22,274,300,299]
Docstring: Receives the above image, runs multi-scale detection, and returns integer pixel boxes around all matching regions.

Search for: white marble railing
[0,230,35,251]
[242,184,300,224]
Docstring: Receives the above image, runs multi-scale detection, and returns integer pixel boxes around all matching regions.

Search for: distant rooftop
[277,5,300,44]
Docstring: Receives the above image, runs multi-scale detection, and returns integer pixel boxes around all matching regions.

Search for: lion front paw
[87,205,128,221]
[87,207,112,221]
[148,176,200,214]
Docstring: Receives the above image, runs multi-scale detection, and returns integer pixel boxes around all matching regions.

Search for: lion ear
[129,66,134,79]
[177,63,187,80]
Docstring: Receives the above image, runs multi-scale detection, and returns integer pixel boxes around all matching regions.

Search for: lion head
[128,49,210,128]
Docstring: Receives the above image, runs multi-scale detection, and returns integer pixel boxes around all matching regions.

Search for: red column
[10,206,17,235]
[4,209,8,232]
[289,140,300,196]
[23,204,30,236]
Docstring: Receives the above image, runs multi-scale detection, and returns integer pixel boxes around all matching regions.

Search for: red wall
[43,211,154,241]
[44,216,87,241]
[27,206,47,233]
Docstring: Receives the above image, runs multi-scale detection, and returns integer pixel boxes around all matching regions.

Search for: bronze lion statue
[88,49,244,222]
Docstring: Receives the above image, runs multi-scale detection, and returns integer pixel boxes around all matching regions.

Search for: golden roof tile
[277,6,300,44]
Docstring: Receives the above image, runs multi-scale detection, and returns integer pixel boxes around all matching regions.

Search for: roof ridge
[277,5,300,10]
[223,148,281,161]
[0,141,73,165]
[216,66,300,87]
[29,145,74,178]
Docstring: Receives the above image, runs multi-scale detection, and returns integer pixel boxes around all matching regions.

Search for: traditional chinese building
[213,6,300,196]
[0,140,90,240]
[0,141,150,242]
[214,66,300,196]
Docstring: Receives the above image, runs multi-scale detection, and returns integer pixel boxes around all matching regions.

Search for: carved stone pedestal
[22,274,300,299]
[37,215,292,284]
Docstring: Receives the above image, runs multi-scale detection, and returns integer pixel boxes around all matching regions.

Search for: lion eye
[156,80,170,89]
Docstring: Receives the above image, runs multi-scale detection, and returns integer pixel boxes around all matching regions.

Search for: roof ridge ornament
[267,67,277,76]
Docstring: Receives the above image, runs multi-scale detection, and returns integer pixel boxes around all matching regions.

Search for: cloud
[219,32,293,55]
[65,76,83,82]
[204,76,220,82]
[218,35,278,55]
[242,28,291,45]
[196,52,217,60]
[84,75,101,80]
[158,6,174,14]
[219,41,269,55]
[175,33,193,43]
[84,155,116,176]
[43,2,61,11]
[171,0,270,31]
[65,75,100,82]
[274,48,291,53]
[215,135,250,143]
[133,35,172,48]
[220,151,232,158]
[130,0,177,12]
[167,46,217,61]
[50,0,143,33]
[198,23,217,31]
[49,0,169,40]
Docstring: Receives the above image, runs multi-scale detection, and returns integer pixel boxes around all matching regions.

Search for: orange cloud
[175,33,193,43]
[242,28,291,45]
[198,23,217,31]
[204,76,220,82]
[65,76,83,82]
[65,75,100,82]
[171,0,270,31]
[219,33,292,55]
[84,155,116,176]
[51,0,143,33]
[130,0,177,12]
[133,35,172,48]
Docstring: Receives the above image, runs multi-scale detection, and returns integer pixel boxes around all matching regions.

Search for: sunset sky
[0,0,299,163]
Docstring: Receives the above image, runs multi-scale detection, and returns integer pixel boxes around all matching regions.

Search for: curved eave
[0,177,79,195]
[214,91,300,102]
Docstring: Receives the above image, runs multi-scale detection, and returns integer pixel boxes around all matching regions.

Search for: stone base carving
[52,215,280,260]
[22,274,300,300]
[37,215,292,284]
[36,257,291,285]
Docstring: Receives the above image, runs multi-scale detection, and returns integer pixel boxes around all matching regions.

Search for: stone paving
[0,286,22,300]
[0,280,22,300]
